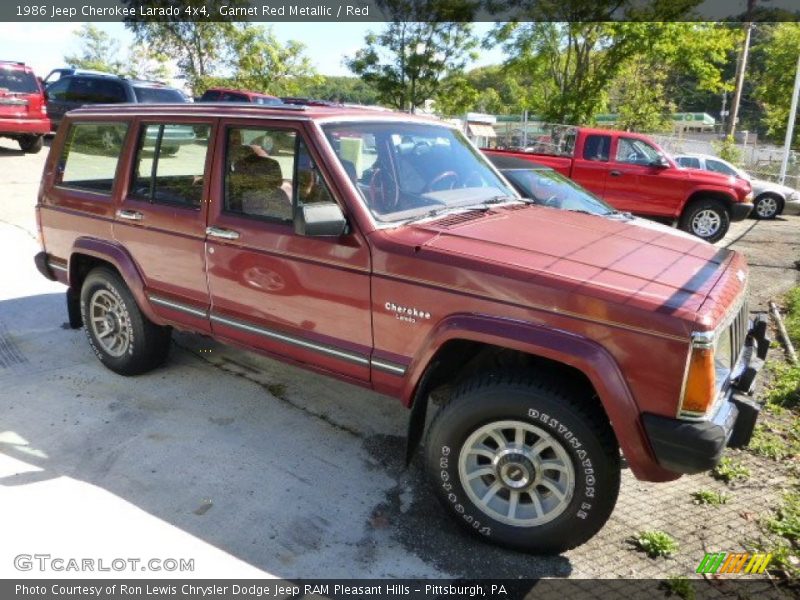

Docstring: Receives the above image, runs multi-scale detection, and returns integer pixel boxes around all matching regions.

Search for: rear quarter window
[58,122,128,194]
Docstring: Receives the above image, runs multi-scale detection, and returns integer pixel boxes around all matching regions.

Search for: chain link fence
[487,118,800,190]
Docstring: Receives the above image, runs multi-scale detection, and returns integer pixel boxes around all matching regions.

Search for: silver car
[674,153,800,219]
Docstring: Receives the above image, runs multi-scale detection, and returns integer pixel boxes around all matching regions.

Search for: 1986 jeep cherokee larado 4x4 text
[34,104,768,553]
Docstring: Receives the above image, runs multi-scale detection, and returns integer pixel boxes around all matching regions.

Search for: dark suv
[34,103,767,554]
[45,74,187,131]
[0,61,49,153]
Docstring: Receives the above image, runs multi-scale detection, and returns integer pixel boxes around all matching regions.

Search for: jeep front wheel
[679,199,730,243]
[80,267,171,375]
[425,373,620,554]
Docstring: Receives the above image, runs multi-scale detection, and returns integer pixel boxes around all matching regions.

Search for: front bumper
[642,314,769,475]
[783,197,800,216]
[730,202,754,221]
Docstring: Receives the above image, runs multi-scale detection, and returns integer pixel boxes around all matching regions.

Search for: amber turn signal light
[681,347,716,415]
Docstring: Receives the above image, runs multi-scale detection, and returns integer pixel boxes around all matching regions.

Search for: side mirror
[651,156,670,168]
[294,202,347,237]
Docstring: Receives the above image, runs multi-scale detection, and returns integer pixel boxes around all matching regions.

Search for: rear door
[204,120,372,381]
[570,133,611,199]
[112,116,216,332]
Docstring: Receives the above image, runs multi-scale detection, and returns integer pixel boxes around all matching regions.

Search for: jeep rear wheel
[425,372,620,554]
[80,267,171,375]
[679,199,730,243]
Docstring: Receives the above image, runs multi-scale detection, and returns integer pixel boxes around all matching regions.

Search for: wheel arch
[683,189,736,215]
[403,314,679,482]
[69,237,161,325]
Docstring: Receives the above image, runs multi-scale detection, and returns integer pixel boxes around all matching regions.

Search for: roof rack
[0,61,25,66]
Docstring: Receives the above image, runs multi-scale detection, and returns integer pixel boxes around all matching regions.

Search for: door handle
[117,209,143,221]
[609,170,623,177]
[206,226,240,240]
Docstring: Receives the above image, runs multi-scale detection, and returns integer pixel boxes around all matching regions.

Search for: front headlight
[744,192,754,202]
[714,326,733,386]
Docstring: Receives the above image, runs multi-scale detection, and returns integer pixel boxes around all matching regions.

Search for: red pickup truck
[484,126,753,243]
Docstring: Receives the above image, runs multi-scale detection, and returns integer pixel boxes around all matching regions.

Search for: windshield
[322,121,517,223]
[0,68,38,94]
[502,168,615,215]
[133,86,186,103]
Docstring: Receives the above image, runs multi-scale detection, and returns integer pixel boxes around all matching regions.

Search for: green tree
[298,76,381,105]
[610,23,736,131]
[122,42,171,82]
[219,24,319,96]
[346,0,479,111]
[752,23,800,145]
[64,24,125,74]
[490,1,704,124]
[123,1,238,92]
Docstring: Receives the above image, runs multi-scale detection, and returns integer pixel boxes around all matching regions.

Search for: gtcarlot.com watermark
[14,554,194,573]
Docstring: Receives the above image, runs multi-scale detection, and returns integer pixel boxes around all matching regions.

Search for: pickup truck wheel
[425,372,620,553]
[680,199,730,243]
[753,194,781,219]
[18,134,43,153]
[80,267,171,375]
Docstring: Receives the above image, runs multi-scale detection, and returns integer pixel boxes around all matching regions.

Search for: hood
[410,205,740,336]
[681,166,750,190]
[752,178,797,198]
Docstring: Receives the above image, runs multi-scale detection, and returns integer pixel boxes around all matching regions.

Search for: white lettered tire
[425,372,620,553]
[80,267,171,375]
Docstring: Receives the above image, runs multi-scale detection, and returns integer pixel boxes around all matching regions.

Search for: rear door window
[131,122,210,208]
[0,67,38,94]
[58,122,129,194]
[582,134,610,161]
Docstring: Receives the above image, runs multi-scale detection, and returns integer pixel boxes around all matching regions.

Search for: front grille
[731,297,750,368]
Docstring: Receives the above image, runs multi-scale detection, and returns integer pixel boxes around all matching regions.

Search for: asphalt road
[0,138,797,582]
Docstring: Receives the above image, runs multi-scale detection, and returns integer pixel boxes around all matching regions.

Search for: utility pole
[779,54,800,185]
[720,91,728,133]
[728,0,757,138]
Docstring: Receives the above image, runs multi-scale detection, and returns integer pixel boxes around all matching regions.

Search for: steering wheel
[462,170,484,188]
[369,167,399,212]
[425,170,460,192]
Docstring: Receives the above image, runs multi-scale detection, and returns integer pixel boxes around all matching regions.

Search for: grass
[765,287,800,408]
[691,489,729,506]
[662,575,695,600]
[633,530,679,558]
[754,491,800,579]
[748,421,800,460]
[266,383,287,400]
[711,457,751,484]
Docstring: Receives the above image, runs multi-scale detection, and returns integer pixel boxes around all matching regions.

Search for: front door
[113,117,216,331]
[204,121,372,381]
[604,136,681,217]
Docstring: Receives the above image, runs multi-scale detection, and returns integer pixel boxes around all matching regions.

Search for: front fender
[70,237,161,324]
[404,313,679,482]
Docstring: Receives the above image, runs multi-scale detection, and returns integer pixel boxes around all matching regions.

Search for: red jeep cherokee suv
[34,103,768,553]
[0,61,49,153]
